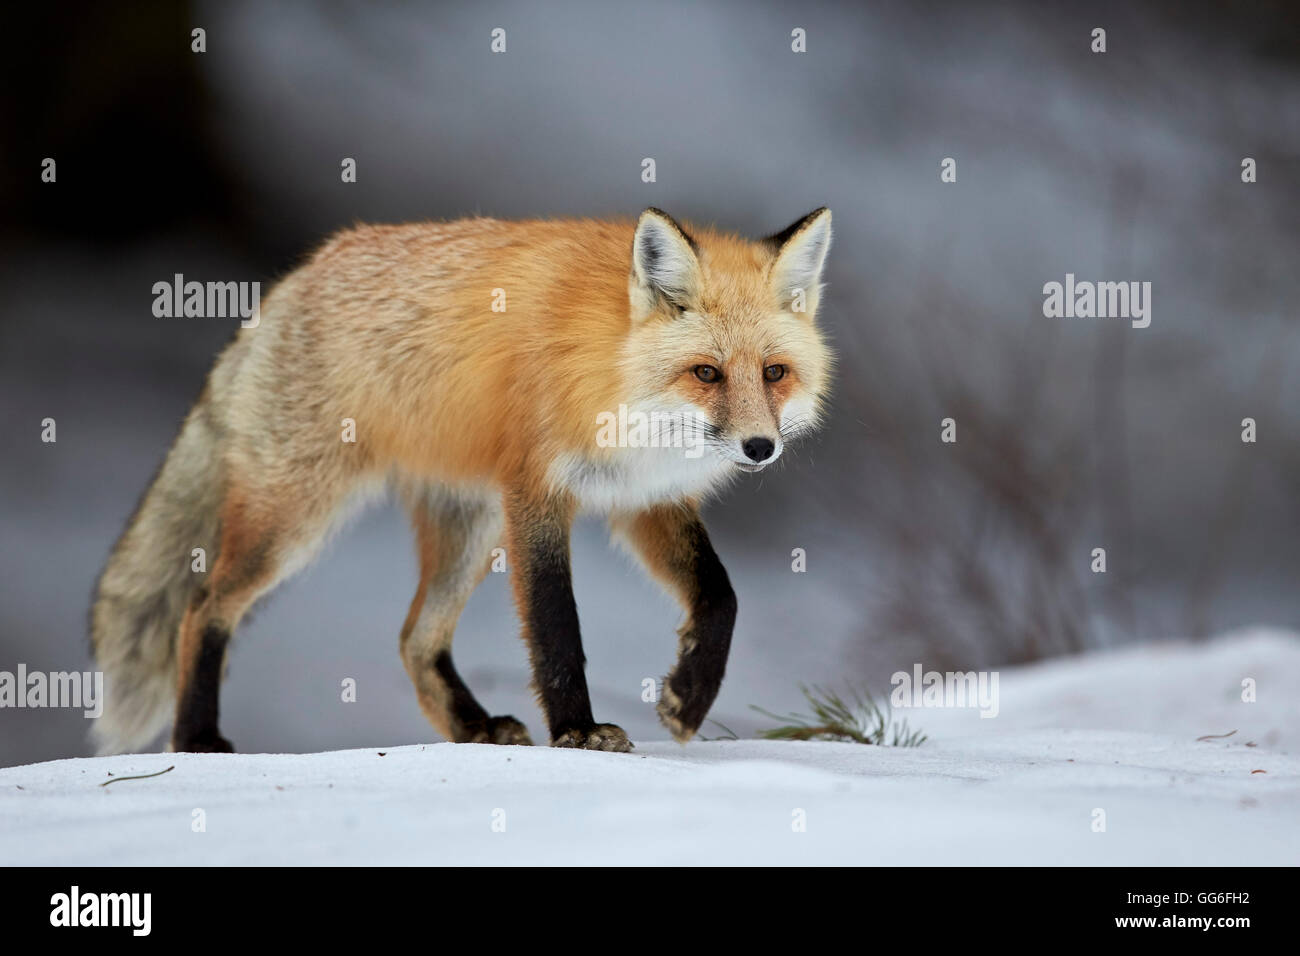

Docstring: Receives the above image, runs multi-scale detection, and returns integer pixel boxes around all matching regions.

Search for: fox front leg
[504,489,632,752]
[612,504,738,742]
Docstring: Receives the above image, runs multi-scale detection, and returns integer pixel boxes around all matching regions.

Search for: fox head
[622,206,833,473]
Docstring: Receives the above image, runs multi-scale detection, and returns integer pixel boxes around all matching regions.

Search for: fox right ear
[765,207,832,314]
[630,208,702,317]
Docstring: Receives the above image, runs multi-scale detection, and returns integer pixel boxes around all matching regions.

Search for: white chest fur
[548,445,734,513]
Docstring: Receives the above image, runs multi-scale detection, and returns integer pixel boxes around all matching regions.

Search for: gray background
[1,0,1297,768]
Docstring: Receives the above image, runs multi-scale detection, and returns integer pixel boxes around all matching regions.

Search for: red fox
[90,207,833,754]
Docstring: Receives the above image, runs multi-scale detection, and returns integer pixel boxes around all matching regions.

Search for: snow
[2,628,1297,865]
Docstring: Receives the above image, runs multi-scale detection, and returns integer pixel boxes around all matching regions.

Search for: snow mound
[1,628,1296,865]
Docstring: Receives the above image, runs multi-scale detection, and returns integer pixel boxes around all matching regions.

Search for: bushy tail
[90,395,225,755]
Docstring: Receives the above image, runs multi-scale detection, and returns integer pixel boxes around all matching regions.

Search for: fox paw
[172,731,234,753]
[656,683,702,744]
[463,716,533,746]
[551,723,633,752]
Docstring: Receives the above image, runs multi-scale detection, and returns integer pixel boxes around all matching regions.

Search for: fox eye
[694,365,721,383]
[764,364,786,382]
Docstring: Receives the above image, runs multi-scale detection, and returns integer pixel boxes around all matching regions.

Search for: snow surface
[1,629,1296,865]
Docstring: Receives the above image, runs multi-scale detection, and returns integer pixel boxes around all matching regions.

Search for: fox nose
[741,437,775,462]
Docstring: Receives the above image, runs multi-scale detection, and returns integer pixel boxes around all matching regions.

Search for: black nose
[742,437,775,462]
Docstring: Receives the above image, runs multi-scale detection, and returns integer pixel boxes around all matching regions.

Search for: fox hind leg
[173,479,347,752]
[400,487,531,745]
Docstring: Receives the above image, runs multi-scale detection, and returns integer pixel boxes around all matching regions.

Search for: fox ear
[766,207,832,314]
[630,208,702,317]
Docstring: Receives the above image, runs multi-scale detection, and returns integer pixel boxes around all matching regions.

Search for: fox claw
[551,723,633,752]
[464,715,533,746]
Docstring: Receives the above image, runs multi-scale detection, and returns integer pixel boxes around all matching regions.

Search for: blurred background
[2,0,1297,768]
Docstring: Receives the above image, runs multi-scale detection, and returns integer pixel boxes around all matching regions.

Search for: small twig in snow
[100,766,174,787]
[1196,730,1237,742]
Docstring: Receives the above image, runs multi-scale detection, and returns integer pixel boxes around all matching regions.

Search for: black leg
[613,505,737,742]
[507,492,631,752]
[172,622,234,752]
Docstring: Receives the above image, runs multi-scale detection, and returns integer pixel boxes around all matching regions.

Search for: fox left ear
[765,207,832,314]
[630,207,703,318]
